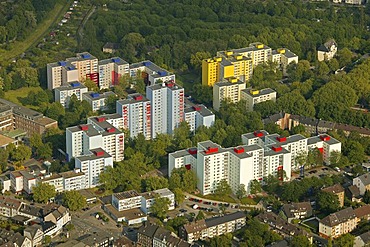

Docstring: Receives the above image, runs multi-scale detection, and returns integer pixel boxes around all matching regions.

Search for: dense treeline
[0,0,57,43]
[83,0,370,69]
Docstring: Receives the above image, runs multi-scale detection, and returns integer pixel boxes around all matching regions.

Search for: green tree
[290,235,311,247]
[150,196,170,220]
[62,191,87,211]
[83,78,99,91]
[195,210,206,221]
[173,188,184,205]
[0,149,9,173]
[10,145,31,163]
[142,176,169,192]
[334,233,355,247]
[32,183,56,203]
[215,179,232,196]
[190,51,211,70]
[209,234,232,247]
[250,180,262,195]
[317,191,340,214]
[236,184,246,199]
[363,190,370,204]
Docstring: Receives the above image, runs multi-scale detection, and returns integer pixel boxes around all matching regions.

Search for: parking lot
[294,166,341,180]
[70,204,123,240]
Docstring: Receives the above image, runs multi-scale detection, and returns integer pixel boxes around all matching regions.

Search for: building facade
[54,82,88,108]
[241,88,277,112]
[213,78,246,111]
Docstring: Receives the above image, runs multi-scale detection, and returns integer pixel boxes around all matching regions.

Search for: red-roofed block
[79,125,88,131]
[193,106,201,111]
[94,151,104,157]
[318,147,324,153]
[166,83,174,87]
[188,148,197,155]
[205,147,218,154]
[320,135,331,141]
[276,136,286,142]
[254,131,263,137]
[234,147,244,154]
[134,95,143,101]
[97,117,105,122]
[272,146,282,152]
[185,164,191,170]
[106,128,115,133]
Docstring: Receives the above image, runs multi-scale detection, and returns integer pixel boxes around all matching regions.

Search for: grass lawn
[240,197,259,205]
[0,0,70,62]
[4,86,43,109]
[202,194,236,203]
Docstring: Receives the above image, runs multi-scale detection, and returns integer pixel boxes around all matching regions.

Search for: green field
[203,194,237,203]
[0,0,70,62]
[3,86,43,109]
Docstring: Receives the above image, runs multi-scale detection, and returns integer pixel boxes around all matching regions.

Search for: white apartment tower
[184,105,215,132]
[146,82,184,138]
[241,88,277,112]
[66,121,124,162]
[116,93,151,140]
[54,82,88,108]
[75,148,113,188]
[169,131,340,196]
[213,78,246,111]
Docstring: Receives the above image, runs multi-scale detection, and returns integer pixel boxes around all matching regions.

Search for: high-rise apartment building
[98,57,129,89]
[169,131,340,195]
[66,121,124,162]
[129,61,175,86]
[241,88,277,112]
[75,148,113,188]
[66,52,99,84]
[47,61,79,90]
[54,82,88,108]
[82,91,116,112]
[203,43,298,87]
[184,104,215,132]
[307,135,342,165]
[116,93,151,140]
[213,78,246,111]
[146,82,184,138]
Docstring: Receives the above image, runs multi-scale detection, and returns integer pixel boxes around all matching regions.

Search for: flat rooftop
[113,190,140,200]
[242,88,276,97]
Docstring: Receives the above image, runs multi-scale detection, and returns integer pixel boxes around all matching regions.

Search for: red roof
[234,147,244,154]
[254,131,263,137]
[79,125,88,131]
[272,146,282,152]
[205,147,218,154]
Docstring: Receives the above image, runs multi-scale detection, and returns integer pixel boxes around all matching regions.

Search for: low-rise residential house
[256,212,312,242]
[322,184,345,207]
[10,171,24,193]
[113,236,135,247]
[60,169,86,191]
[354,231,370,247]
[319,207,357,239]
[317,39,337,62]
[179,212,246,243]
[353,173,370,195]
[112,190,142,212]
[43,205,71,236]
[280,202,313,223]
[39,173,64,193]
[11,215,32,225]
[18,204,43,221]
[346,185,362,203]
[0,228,32,247]
[137,223,190,247]
[0,174,11,194]
[42,221,58,237]
[24,225,44,247]
[0,196,22,217]
[77,232,114,247]
[19,171,37,194]
[354,205,370,222]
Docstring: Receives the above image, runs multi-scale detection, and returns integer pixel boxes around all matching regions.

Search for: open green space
[240,197,259,205]
[4,86,43,108]
[202,194,236,203]
[0,0,70,63]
